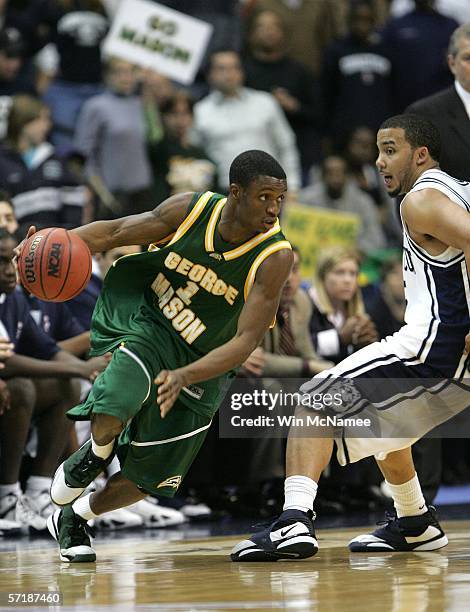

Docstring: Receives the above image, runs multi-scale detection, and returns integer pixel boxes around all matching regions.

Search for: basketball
[17,227,92,302]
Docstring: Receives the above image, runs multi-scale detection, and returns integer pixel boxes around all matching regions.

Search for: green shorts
[67,343,212,496]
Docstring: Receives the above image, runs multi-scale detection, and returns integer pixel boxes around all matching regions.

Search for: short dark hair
[229,150,286,187]
[379,114,441,161]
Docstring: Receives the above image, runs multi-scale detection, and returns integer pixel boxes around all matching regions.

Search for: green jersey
[89,191,291,416]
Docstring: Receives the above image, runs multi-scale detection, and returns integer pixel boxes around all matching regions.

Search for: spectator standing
[321,0,392,150]
[381,0,458,112]
[0,27,37,139]
[74,58,153,219]
[0,95,88,235]
[243,10,323,173]
[248,0,341,76]
[299,155,386,254]
[148,91,216,205]
[42,0,108,151]
[406,23,470,181]
[193,50,301,192]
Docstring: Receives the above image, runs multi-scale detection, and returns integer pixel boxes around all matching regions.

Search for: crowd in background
[1,0,470,535]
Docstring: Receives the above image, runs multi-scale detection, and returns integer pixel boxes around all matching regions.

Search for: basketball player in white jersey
[232,114,470,560]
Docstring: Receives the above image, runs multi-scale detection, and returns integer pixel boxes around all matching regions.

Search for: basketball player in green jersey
[28,150,293,563]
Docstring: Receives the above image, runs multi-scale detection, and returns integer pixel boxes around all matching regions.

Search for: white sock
[72,494,99,521]
[283,475,318,512]
[0,482,21,498]
[91,435,114,460]
[25,475,52,496]
[386,473,427,518]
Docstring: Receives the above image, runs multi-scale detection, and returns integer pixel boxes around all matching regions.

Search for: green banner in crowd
[283,203,359,280]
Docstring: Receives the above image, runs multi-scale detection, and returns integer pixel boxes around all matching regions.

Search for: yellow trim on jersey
[244,240,292,301]
[243,240,292,329]
[111,251,143,267]
[223,220,281,260]
[204,197,227,252]
[168,191,214,247]
[205,198,282,260]
[148,232,176,251]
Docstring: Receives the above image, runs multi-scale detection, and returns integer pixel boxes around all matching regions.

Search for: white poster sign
[103,0,213,85]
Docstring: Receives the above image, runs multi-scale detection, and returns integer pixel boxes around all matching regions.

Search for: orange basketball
[17,227,92,302]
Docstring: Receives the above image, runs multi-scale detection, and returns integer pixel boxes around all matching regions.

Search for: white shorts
[300,326,470,465]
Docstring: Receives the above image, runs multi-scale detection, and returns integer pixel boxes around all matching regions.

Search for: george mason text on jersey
[151,251,239,345]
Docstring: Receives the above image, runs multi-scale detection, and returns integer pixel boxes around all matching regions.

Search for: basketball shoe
[127,498,186,528]
[47,506,96,563]
[0,492,46,533]
[50,439,115,505]
[349,506,448,552]
[231,509,318,562]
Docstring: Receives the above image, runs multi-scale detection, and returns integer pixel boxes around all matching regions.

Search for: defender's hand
[155,369,188,418]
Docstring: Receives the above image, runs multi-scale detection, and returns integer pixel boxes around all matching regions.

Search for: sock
[91,435,114,460]
[386,473,427,518]
[72,494,99,521]
[0,482,21,498]
[25,475,52,496]
[107,456,120,477]
[283,475,318,512]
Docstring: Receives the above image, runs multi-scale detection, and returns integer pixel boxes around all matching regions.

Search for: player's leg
[349,446,448,552]
[48,393,212,563]
[231,408,329,562]
[47,472,146,563]
[24,378,80,517]
[51,345,152,505]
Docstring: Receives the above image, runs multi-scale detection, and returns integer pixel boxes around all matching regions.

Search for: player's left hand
[155,369,187,418]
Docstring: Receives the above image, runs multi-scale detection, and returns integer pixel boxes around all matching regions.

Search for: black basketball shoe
[231,509,318,562]
[349,506,448,552]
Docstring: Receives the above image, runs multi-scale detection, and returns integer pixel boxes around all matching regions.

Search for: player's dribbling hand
[13,225,36,261]
[155,369,187,418]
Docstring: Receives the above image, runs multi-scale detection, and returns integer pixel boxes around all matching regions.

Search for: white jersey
[399,169,470,375]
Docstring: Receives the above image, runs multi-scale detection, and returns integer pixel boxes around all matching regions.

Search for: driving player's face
[241,176,287,233]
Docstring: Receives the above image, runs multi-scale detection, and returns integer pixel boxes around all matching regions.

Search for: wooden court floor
[1,521,470,611]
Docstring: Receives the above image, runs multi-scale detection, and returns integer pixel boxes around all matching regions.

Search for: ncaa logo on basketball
[157,475,182,490]
[47,242,63,278]
[24,235,43,284]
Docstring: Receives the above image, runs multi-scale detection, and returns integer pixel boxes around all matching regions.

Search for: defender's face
[0,237,17,294]
[236,175,287,233]
[376,128,416,196]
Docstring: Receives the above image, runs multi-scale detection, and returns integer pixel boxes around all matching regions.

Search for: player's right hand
[13,225,36,261]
